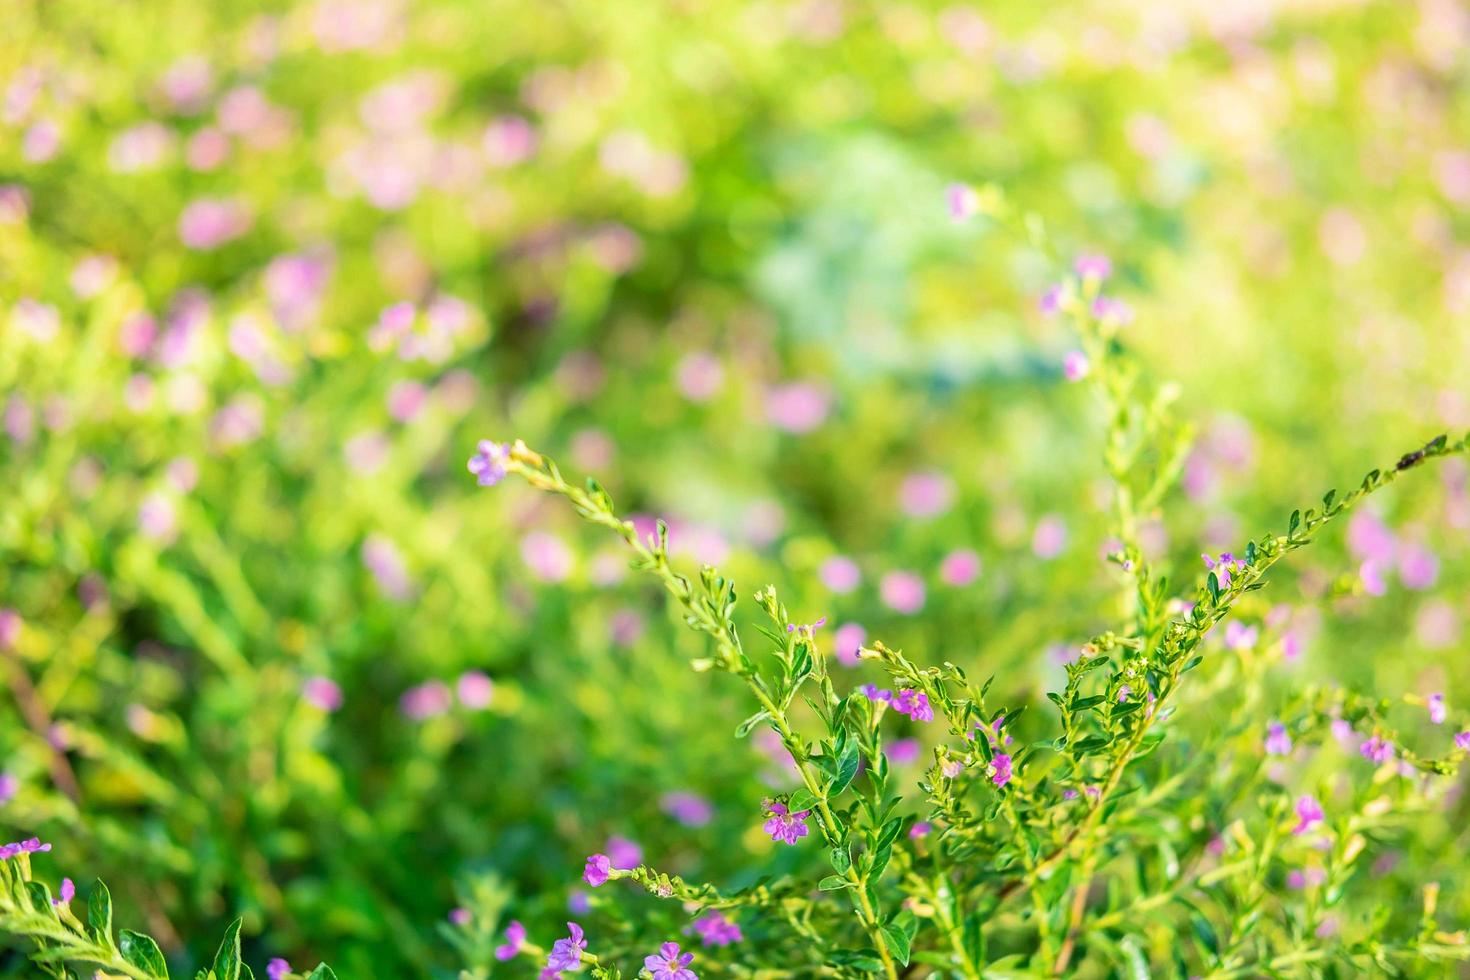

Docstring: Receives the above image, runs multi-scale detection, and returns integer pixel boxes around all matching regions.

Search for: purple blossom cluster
[0,837,51,859]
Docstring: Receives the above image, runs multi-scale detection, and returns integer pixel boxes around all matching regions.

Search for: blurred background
[1,0,1468,975]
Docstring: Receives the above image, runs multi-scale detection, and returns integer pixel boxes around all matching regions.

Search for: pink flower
[302,677,343,712]
[1292,795,1324,835]
[1455,731,1470,751]
[899,472,954,518]
[1031,516,1068,559]
[891,690,934,722]
[764,383,830,433]
[660,791,714,827]
[399,681,451,721]
[989,754,1013,787]
[456,671,493,709]
[880,571,926,614]
[484,115,537,167]
[1074,254,1112,280]
[939,549,981,586]
[946,182,978,221]
[1062,351,1090,381]
[521,531,574,582]
[675,352,725,402]
[178,198,251,250]
[819,556,861,593]
[644,941,697,980]
[833,623,866,666]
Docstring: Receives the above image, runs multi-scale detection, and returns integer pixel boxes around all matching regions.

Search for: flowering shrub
[4,0,1470,977]
[468,237,1469,976]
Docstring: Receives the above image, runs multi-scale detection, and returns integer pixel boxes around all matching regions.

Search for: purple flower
[0,837,51,860]
[467,440,510,486]
[1293,795,1324,835]
[660,791,714,827]
[1428,693,1447,725]
[495,921,527,961]
[762,801,810,845]
[1074,253,1113,280]
[785,616,828,634]
[1117,685,1131,704]
[448,907,471,926]
[606,836,642,870]
[1038,284,1065,315]
[860,684,892,703]
[645,941,697,980]
[1360,735,1394,764]
[583,853,613,887]
[545,922,587,973]
[1264,721,1293,756]
[689,910,742,947]
[909,821,933,839]
[0,773,17,804]
[989,754,1013,787]
[891,689,934,722]
[1202,552,1245,588]
[266,958,290,980]
[1062,351,1089,382]
[52,878,73,907]
[1455,731,1470,751]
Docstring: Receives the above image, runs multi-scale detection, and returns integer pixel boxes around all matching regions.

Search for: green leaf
[88,879,113,943]
[211,919,242,980]
[829,846,852,874]
[818,875,851,891]
[881,923,912,967]
[788,789,818,812]
[305,967,339,980]
[120,930,170,979]
[829,739,861,796]
[1288,509,1301,537]
[734,711,770,738]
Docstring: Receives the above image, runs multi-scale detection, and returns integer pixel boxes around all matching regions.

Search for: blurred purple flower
[689,910,741,947]
[660,791,714,827]
[467,440,509,486]
[1074,254,1112,280]
[1062,350,1090,382]
[606,836,642,870]
[495,921,527,960]
[1264,721,1293,756]
[178,198,251,250]
[266,958,290,980]
[1360,735,1394,764]
[522,531,574,582]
